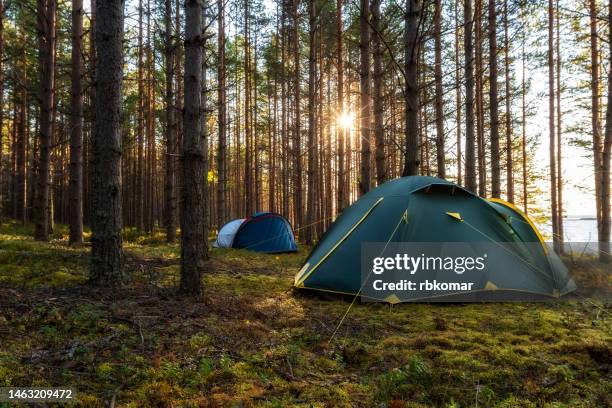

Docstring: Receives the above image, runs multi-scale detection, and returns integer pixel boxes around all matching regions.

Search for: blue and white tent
[214,213,298,253]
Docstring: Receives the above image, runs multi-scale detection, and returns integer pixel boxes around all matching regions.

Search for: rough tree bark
[144,1,154,232]
[69,0,84,244]
[336,0,346,212]
[475,0,486,196]
[488,0,500,198]
[305,0,316,244]
[15,47,27,225]
[402,0,420,177]
[555,0,563,247]
[464,0,476,191]
[244,0,253,215]
[292,0,302,229]
[503,0,513,203]
[90,0,124,286]
[548,0,559,253]
[372,0,386,184]
[84,0,96,226]
[164,0,176,242]
[589,0,602,243]
[200,4,209,265]
[136,0,145,230]
[359,0,371,193]
[455,0,462,185]
[34,0,56,241]
[0,0,3,215]
[217,0,227,228]
[521,31,528,213]
[600,0,611,262]
[281,1,289,218]
[434,0,445,179]
[180,0,207,297]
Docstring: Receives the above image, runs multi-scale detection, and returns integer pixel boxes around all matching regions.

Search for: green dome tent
[294,176,576,302]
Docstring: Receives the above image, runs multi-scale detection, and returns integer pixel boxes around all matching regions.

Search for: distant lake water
[539,216,607,243]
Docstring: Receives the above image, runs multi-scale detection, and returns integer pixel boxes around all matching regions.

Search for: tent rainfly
[214,213,298,254]
[294,176,576,302]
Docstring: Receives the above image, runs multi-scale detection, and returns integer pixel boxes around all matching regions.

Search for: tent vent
[446,212,463,221]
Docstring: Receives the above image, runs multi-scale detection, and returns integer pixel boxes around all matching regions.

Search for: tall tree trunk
[84,0,96,226]
[292,0,302,229]
[421,60,430,176]
[269,63,277,213]
[488,0,500,198]
[69,0,83,244]
[164,0,176,242]
[253,35,261,212]
[16,65,27,225]
[175,0,183,224]
[402,0,420,177]
[217,0,227,228]
[359,0,371,193]
[316,29,324,237]
[372,0,386,184]
[455,0,462,185]
[324,74,332,226]
[336,0,346,212]
[34,0,56,241]
[503,0,513,202]
[145,0,154,232]
[434,0,445,179]
[200,3,209,270]
[555,0,563,248]
[548,0,559,253]
[90,0,124,286]
[136,0,145,230]
[244,0,253,215]
[464,0,476,191]
[305,0,316,244]
[521,31,528,213]
[590,0,602,243]
[281,1,289,218]
[180,0,206,297]
[0,0,4,216]
[600,0,612,262]
[475,0,486,196]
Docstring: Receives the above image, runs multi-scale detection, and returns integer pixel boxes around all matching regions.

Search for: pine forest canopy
[0,0,610,290]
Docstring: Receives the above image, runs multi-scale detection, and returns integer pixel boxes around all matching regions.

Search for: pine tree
[69,0,84,244]
[403,0,421,177]
[464,0,476,191]
[164,0,177,242]
[33,0,56,241]
[180,0,207,297]
[90,0,125,286]
[488,0,500,198]
[434,0,445,179]
[359,0,371,194]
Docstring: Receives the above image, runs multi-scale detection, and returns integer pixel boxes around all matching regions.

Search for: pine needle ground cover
[0,222,610,407]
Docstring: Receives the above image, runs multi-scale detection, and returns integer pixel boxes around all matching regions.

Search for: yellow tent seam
[488,197,548,253]
[294,197,384,287]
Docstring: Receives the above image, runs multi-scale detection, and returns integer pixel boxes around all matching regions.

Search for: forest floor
[0,221,611,407]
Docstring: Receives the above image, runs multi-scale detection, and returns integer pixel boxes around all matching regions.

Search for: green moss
[95,362,114,380]
[0,221,610,407]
